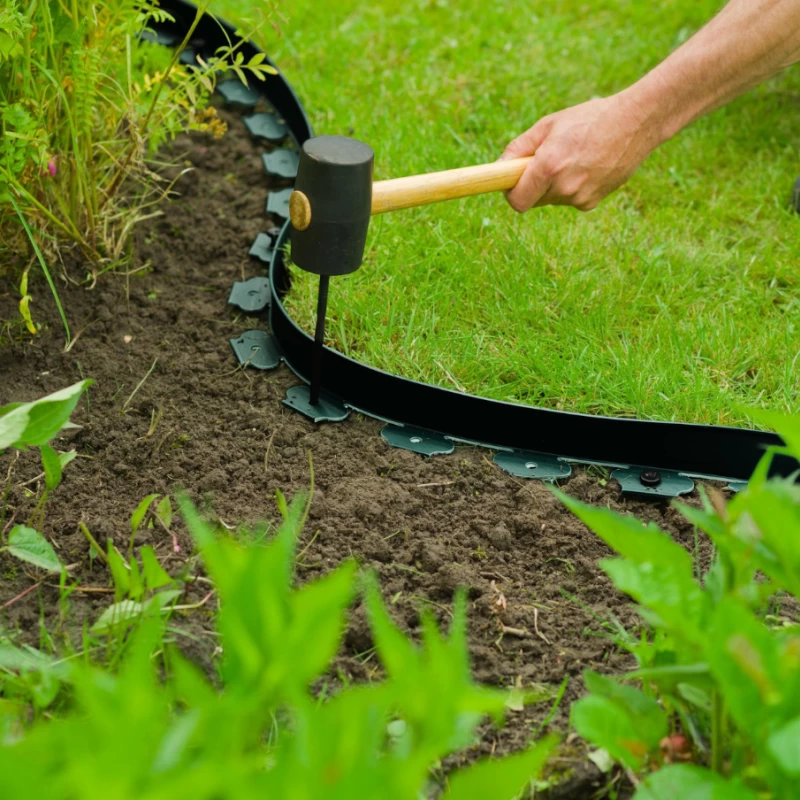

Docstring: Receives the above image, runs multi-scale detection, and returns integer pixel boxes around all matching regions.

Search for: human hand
[500,92,660,212]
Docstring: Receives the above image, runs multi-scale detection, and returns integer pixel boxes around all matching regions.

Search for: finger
[505,156,553,213]
[499,117,551,161]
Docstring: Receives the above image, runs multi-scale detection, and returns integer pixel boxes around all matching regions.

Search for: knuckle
[539,154,565,182]
[561,177,585,198]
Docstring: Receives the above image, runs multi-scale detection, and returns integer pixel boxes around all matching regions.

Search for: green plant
[73,494,182,638]
[556,412,800,798]
[0,491,557,797]
[128,491,178,556]
[1,0,274,339]
[1,380,90,572]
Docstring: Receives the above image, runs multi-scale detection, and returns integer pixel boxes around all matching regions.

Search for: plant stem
[79,522,109,566]
[8,194,73,346]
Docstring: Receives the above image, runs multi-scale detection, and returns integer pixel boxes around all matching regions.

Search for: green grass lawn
[227,0,800,426]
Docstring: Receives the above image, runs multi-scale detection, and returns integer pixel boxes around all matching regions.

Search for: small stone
[486,521,513,551]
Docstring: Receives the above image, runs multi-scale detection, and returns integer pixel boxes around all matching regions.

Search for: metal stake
[310,274,329,405]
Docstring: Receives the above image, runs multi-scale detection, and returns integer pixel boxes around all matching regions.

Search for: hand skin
[502,0,800,213]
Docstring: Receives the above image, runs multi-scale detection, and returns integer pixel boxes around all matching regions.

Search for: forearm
[502,0,800,212]
[626,0,800,143]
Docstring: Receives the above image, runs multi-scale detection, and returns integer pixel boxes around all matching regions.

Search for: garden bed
[0,108,717,797]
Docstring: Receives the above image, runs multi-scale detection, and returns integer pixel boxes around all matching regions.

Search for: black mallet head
[287,136,374,407]
[289,135,375,276]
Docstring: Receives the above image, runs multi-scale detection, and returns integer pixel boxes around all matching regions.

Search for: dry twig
[533,607,551,645]
[500,625,531,638]
[1,581,42,611]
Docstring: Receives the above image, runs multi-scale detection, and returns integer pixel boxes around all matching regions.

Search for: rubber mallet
[288,135,531,405]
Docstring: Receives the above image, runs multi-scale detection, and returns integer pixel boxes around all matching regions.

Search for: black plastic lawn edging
[157,0,797,493]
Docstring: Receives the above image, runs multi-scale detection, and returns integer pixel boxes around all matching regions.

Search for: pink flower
[46,158,57,177]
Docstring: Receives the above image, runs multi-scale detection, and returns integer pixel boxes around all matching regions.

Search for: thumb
[499,117,551,161]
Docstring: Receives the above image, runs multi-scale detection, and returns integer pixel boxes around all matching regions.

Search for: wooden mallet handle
[370,156,532,215]
[289,156,533,230]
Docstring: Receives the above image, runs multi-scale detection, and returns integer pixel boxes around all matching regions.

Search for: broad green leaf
[635,764,758,800]
[131,494,160,533]
[5,526,63,572]
[0,402,24,418]
[0,403,29,450]
[552,489,709,632]
[446,735,558,799]
[584,671,667,735]
[91,600,144,633]
[572,694,652,769]
[0,644,55,672]
[732,479,800,597]
[676,681,712,712]
[40,444,62,492]
[555,489,695,573]
[287,560,357,689]
[705,597,785,735]
[572,672,668,769]
[88,591,181,635]
[0,380,91,450]
[600,558,709,645]
[767,715,800,775]
[631,663,712,687]
[140,546,174,590]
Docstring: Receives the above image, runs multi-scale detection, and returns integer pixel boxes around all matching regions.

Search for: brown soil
[0,107,717,798]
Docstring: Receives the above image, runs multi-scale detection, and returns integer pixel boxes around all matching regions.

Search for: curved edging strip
[159,0,795,485]
[268,232,792,482]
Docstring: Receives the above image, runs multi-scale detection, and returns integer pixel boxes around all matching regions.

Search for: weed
[471,544,488,561]
[0,381,90,573]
